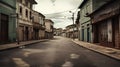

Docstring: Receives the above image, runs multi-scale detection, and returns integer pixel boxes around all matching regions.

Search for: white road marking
[22,48,57,57]
[70,53,80,59]
[24,52,31,57]
[19,46,25,49]
[22,49,45,57]
[62,61,73,67]
[43,64,52,67]
[12,58,30,67]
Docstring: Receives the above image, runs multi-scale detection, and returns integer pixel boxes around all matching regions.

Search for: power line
[44,8,77,15]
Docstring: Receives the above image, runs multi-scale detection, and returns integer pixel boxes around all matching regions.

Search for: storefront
[90,0,120,49]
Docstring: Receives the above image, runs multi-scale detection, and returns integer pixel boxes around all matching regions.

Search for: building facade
[79,0,110,42]
[32,10,41,40]
[89,0,120,49]
[45,19,54,39]
[16,0,37,41]
[53,28,57,36]
[0,0,17,43]
[54,28,63,36]
[61,29,67,37]
[66,24,78,38]
[39,13,45,39]
[79,0,93,42]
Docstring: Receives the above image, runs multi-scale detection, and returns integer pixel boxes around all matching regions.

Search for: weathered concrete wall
[79,0,92,42]
[107,20,112,42]
[0,0,17,42]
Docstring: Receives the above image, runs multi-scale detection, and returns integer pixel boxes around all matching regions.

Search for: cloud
[34,0,82,28]
[54,20,73,29]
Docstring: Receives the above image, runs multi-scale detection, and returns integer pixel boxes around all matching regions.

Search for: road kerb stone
[72,40,120,61]
[0,39,49,51]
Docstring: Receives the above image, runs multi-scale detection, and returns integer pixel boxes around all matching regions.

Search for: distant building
[54,28,63,36]
[45,19,54,39]
[89,0,120,49]
[16,0,37,41]
[0,0,17,43]
[38,13,45,39]
[66,24,78,39]
[53,28,57,36]
[61,29,67,37]
[32,10,40,40]
[32,10,45,40]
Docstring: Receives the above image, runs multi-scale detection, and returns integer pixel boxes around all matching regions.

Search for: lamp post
[69,11,75,40]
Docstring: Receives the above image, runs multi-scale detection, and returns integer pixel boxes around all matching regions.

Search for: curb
[0,39,49,51]
[72,40,120,61]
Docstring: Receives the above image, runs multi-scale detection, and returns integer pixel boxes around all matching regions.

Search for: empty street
[0,36,120,67]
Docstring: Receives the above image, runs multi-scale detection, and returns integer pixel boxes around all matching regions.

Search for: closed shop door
[0,14,8,42]
[99,22,108,45]
[25,27,29,40]
[19,26,24,41]
[87,28,90,42]
[112,16,119,48]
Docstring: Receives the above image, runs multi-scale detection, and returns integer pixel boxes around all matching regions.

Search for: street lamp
[69,11,75,40]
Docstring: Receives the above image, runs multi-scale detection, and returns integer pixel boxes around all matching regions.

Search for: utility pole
[69,11,75,40]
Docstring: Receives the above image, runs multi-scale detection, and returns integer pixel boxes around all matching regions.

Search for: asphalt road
[0,36,120,67]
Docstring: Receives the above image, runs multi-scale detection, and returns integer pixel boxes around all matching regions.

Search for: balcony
[32,22,41,29]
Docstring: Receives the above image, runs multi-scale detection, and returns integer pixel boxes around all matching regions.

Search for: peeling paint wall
[107,20,112,42]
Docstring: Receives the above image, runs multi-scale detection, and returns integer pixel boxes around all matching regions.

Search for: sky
[34,0,83,29]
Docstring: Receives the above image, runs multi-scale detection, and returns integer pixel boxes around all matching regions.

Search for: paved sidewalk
[0,39,48,51]
[72,39,120,60]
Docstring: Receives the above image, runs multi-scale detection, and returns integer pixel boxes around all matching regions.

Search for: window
[41,18,43,25]
[39,17,41,24]
[19,6,22,15]
[32,16,34,22]
[30,4,32,9]
[25,9,28,18]
[18,0,22,3]
[86,4,89,14]
[25,0,28,6]
[30,11,31,19]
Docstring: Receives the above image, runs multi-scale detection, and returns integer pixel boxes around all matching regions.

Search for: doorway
[112,16,119,48]
[25,27,29,40]
[0,14,9,42]
[87,27,90,42]
[82,29,84,41]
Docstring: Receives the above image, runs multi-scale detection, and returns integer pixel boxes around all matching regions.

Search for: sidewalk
[72,39,120,60]
[0,39,48,51]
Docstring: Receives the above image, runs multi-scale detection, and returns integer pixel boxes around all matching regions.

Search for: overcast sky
[34,0,82,29]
